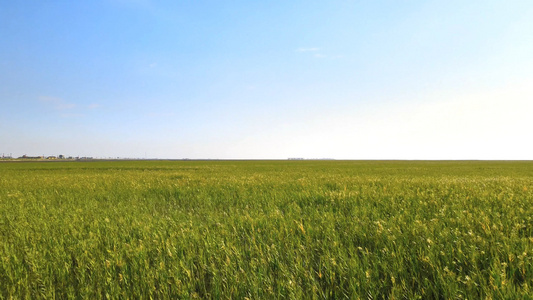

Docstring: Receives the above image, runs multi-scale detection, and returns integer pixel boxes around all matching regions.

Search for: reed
[0,160,531,298]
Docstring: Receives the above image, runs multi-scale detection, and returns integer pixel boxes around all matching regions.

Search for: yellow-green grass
[0,160,532,298]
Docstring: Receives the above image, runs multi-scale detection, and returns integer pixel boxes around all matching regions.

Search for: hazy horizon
[2,1,533,160]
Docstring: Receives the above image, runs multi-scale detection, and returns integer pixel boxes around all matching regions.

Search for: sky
[1,0,533,159]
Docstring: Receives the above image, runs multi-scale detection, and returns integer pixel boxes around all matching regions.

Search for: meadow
[0,160,532,299]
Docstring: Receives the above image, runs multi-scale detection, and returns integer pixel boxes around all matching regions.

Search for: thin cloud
[60,113,84,118]
[296,48,344,59]
[38,96,76,110]
[88,103,101,109]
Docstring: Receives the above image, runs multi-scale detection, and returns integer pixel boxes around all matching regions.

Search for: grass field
[0,160,532,299]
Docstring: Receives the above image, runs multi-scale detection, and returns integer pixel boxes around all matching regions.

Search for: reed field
[0,160,532,299]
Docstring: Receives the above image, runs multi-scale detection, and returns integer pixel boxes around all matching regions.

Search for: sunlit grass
[0,160,532,298]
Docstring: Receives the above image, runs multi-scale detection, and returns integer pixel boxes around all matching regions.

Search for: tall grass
[0,160,532,298]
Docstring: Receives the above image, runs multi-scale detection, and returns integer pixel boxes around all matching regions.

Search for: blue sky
[1,0,532,159]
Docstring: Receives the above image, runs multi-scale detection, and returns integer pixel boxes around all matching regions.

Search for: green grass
[0,160,532,299]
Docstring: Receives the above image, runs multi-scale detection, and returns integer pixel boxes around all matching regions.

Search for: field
[0,160,532,299]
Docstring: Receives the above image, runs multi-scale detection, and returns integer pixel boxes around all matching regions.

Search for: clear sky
[1,0,532,159]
